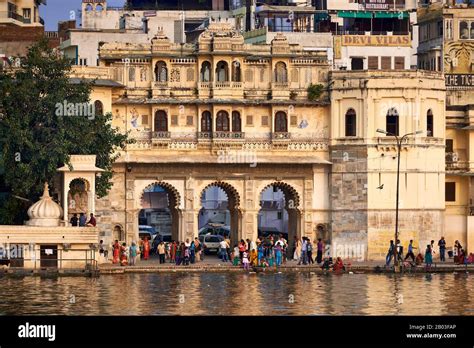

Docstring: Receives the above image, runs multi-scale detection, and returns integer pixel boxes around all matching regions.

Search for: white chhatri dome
[26,182,63,227]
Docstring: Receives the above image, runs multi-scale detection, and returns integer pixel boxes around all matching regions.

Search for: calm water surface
[0,273,472,315]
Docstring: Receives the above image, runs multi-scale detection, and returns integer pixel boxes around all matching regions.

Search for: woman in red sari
[120,243,128,266]
[143,237,150,260]
[112,240,120,264]
[170,241,177,263]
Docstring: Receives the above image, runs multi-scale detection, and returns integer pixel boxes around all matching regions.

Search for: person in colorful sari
[170,241,177,263]
[112,240,120,264]
[275,242,282,267]
[143,237,150,260]
[425,244,433,271]
[250,248,258,267]
[120,243,128,266]
[257,242,264,265]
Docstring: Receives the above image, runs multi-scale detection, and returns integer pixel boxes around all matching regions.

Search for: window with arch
[386,108,399,136]
[275,111,288,132]
[96,3,103,11]
[274,62,288,83]
[232,61,241,82]
[345,108,356,137]
[216,61,229,82]
[200,61,211,82]
[216,111,230,131]
[232,111,241,132]
[154,61,168,82]
[94,100,103,116]
[201,111,212,132]
[427,109,434,137]
[154,110,168,132]
[85,3,93,11]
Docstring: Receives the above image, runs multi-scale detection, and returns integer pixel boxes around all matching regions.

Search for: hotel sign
[364,0,404,10]
[342,35,411,47]
[445,74,474,87]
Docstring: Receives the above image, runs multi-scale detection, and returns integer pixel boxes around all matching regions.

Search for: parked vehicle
[198,234,224,254]
[198,224,230,238]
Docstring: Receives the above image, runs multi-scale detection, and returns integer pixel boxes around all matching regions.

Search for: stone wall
[330,145,369,259]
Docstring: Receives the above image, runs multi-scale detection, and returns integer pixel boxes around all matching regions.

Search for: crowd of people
[385,237,474,269]
[100,234,346,271]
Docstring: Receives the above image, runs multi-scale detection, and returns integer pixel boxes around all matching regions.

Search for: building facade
[67,21,450,260]
[418,0,474,255]
[0,0,45,59]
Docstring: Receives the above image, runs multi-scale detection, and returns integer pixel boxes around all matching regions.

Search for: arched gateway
[258,182,301,245]
[199,181,242,246]
[139,182,182,242]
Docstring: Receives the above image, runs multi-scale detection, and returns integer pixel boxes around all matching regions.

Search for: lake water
[0,272,472,315]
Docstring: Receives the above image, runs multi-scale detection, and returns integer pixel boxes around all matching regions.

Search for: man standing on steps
[438,237,446,262]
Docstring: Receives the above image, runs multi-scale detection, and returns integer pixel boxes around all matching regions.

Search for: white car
[198,234,224,254]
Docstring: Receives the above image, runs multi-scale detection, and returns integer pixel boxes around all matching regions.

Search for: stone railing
[152,131,171,139]
[213,131,245,139]
[154,81,168,88]
[272,132,291,140]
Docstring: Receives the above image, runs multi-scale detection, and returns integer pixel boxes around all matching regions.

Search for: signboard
[445,74,474,87]
[143,10,157,17]
[342,35,411,47]
[364,0,404,10]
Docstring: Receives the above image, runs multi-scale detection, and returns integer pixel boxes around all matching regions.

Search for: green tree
[0,39,131,223]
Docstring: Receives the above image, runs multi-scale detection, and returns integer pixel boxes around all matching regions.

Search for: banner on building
[341,35,411,47]
[364,0,404,10]
[445,74,474,87]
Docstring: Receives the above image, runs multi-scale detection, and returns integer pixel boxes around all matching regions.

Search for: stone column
[63,179,69,224]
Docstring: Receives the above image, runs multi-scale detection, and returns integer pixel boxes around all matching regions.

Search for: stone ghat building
[70,22,449,260]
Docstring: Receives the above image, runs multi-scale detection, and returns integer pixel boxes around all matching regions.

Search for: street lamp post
[376,129,423,268]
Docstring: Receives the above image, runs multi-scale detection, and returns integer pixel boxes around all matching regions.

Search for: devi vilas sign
[342,35,411,47]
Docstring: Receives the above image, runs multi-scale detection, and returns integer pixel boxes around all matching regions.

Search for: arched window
[274,62,288,83]
[201,111,212,132]
[96,4,103,11]
[275,111,288,132]
[154,110,168,132]
[427,109,434,137]
[216,111,230,132]
[154,61,168,82]
[94,100,103,116]
[85,4,93,11]
[386,108,399,136]
[345,108,356,137]
[232,61,241,82]
[232,111,241,132]
[200,61,211,82]
[216,61,229,82]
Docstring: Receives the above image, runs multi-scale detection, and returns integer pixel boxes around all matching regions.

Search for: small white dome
[26,182,63,227]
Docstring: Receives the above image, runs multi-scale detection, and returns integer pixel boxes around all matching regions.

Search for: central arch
[258,182,301,256]
[199,181,242,248]
[139,182,182,243]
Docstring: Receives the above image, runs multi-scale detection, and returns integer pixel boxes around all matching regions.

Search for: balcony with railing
[212,81,244,99]
[0,11,27,23]
[127,130,328,151]
[446,151,469,172]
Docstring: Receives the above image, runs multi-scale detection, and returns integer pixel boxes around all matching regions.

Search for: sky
[40,0,126,31]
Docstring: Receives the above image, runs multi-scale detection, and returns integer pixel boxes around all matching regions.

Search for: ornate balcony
[214,131,245,139]
[272,132,291,140]
[152,131,171,139]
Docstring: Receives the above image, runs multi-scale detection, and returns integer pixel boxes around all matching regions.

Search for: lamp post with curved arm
[376,129,423,268]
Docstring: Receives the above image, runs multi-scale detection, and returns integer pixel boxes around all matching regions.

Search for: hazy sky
[40,0,126,31]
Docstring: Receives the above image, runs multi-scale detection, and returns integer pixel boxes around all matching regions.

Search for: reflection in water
[0,273,472,315]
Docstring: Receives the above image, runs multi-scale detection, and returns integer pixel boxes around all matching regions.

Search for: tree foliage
[0,39,130,223]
